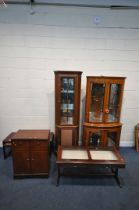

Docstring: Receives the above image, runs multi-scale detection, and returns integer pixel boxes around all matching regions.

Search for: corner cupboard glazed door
[60,77,75,125]
[86,77,125,123]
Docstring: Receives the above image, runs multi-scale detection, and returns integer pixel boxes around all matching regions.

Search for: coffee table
[56,146,125,187]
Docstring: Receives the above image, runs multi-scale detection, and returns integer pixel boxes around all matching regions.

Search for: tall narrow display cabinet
[83,76,126,148]
[54,71,82,147]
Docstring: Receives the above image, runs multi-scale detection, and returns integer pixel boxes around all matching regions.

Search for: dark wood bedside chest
[11,130,50,178]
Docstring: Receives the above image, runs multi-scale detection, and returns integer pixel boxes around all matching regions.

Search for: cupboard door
[107,129,121,148]
[84,129,107,147]
[89,82,106,122]
[83,124,121,148]
[12,150,30,174]
[88,82,122,123]
[31,151,48,174]
[57,126,78,146]
[60,77,75,125]
[12,140,30,175]
[106,83,123,123]
[85,77,125,123]
[88,130,103,147]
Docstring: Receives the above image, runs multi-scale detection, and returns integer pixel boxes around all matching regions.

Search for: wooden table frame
[56,146,125,187]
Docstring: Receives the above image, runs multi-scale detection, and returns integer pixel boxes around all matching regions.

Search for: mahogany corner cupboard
[83,76,126,148]
[11,130,50,178]
[54,71,82,146]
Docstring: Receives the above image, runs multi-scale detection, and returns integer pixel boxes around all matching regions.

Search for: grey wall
[0,3,139,146]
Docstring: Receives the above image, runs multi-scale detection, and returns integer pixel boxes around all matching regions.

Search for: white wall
[0,3,139,147]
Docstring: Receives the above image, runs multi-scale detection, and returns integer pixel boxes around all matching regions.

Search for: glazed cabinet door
[88,80,106,122]
[60,77,75,125]
[83,125,121,148]
[107,129,121,149]
[55,71,82,146]
[85,77,125,123]
[106,82,124,122]
[55,72,81,126]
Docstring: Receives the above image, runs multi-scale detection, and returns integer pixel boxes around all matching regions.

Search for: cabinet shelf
[61,90,74,94]
[61,104,74,110]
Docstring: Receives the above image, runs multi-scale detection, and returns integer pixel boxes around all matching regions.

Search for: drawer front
[12,140,29,150]
[31,140,48,151]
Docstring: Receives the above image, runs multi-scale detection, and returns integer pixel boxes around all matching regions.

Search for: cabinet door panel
[61,129,73,146]
[90,83,105,122]
[88,130,103,147]
[12,150,30,174]
[31,151,48,174]
[107,130,121,148]
[57,126,78,146]
[83,125,121,148]
[107,84,122,122]
[85,77,125,123]
[60,77,75,125]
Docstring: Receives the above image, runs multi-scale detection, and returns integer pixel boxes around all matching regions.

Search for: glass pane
[107,132,117,146]
[89,131,102,147]
[60,78,74,124]
[107,84,121,122]
[90,150,118,160]
[62,149,88,160]
[89,83,105,122]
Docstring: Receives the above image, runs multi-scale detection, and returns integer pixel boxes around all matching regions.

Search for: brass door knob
[105,109,109,114]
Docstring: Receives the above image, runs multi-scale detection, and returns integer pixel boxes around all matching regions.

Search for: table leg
[114,168,122,188]
[56,166,60,186]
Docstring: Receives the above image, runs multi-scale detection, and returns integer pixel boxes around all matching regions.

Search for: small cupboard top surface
[11,130,50,140]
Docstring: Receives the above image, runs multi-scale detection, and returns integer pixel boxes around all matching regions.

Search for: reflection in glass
[108,132,117,146]
[62,150,88,160]
[107,84,121,122]
[90,83,105,122]
[89,131,102,147]
[60,78,74,124]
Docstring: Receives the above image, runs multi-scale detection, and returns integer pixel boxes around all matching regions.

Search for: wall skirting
[120,141,134,147]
